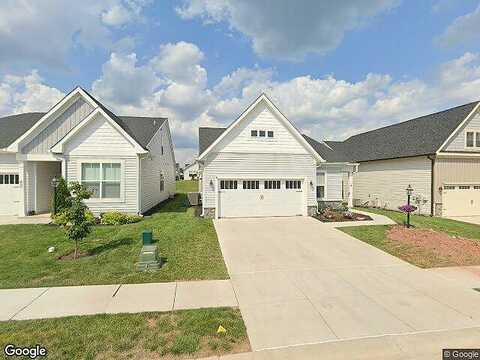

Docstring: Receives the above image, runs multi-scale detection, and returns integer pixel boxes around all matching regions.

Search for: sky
[1,0,480,165]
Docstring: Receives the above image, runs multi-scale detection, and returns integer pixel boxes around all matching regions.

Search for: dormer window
[251,130,258,137]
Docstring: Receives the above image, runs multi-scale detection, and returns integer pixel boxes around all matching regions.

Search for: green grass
[0,180,228,289]
[355,207,480,239]
[0,308,250,360]
[340,208,480,268]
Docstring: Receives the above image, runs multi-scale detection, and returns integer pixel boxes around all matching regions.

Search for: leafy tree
[63,182,93,259]
[52,177,71,214]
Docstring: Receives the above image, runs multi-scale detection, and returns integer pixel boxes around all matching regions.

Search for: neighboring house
[0,86,176,217]
[323,101,480,217]
[197,94,356,219]
[183,161,199,180]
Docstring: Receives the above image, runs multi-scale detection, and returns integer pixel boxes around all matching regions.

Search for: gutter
[427,154,435,216]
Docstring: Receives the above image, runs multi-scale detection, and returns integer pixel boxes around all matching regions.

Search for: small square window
[251,130,258,137]
[466,132,474,147]
[267,131,274,138]
[0,175,3,184]
[259,130,266,137]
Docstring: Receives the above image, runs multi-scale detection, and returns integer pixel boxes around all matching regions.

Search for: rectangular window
[474,186,480,190]
[317,186,325,199]
[476,133,480,148]
[251,130,258,137]
[267,131,274,138]
[264,180,280,189]
[81,162,121,199]
[220,180,237,190]
[160,173,165,192]
[444,185,455,190]
[286,180,301,189]
[4,175,9,184]
[459,185,471,189]
[243,180,259,189]
[259,130,266,137]
[0,175,3,184]
[466,131,475,147]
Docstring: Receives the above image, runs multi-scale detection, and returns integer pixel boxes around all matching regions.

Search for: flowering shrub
[398,204,417,213]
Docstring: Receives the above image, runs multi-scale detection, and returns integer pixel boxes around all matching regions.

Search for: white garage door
[218,179,304,218]
[0,173,21,216]
[442,184,480,217]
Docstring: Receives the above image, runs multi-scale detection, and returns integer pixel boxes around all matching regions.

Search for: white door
[218,179,304,218]
[442,185,480,217]
[0,173,21,216]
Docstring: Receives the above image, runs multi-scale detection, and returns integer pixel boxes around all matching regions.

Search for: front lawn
[341,208,480,268]
[0,180,228,289]
[0,308,249,360]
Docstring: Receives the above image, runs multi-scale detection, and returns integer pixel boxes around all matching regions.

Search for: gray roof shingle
[197,101,479,163]
[0,92,167,150]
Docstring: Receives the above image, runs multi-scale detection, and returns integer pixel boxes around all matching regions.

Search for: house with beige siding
[197,94,480,219]
[0,86,176,217]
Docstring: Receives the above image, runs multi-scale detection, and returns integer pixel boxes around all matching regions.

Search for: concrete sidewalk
[0,280,237,321]
[200,326,480,360]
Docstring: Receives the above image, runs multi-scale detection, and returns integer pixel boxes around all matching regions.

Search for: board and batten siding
[354,156,432,214]
[443,109,480,152]
[63,113,139,214]
[202,152,317,209]
[22,98,93,154]
[0,153,18,173]
[213,103,310,155]
[140,123,176,213]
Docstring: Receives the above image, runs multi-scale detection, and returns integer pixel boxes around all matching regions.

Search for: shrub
[54,210,96,226]
[101,211,142,225]
[398,204,417,213]
[52,177,71,214]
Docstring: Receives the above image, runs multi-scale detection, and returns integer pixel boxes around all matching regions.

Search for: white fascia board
[436,102,480,154]
[198,93,325,163]
[6,87,90,153]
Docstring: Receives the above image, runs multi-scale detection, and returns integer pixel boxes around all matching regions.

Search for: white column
[17,161,27,217]
[214,177,219,220]
[348,171,353,208]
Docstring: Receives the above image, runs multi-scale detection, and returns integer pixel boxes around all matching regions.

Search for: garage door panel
[218,179,304,218]
[443,185,480,217]
[0,173,20,216]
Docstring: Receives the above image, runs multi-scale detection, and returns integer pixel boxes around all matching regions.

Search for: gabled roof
[199,127,226,154]
[0,88,166,151]
[302,135,351,162]
[198,93,324,162]
[327,101,479,162]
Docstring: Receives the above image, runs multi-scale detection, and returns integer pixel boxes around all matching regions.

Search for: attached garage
[442,184,480,217]
[0,173,21,215]
[218,179,304,218]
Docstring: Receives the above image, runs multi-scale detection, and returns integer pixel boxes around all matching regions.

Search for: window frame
[316,172,326,199]
[0,173,20,185]
[259,130,266,137]
[285,180,302,190]
[243,180,260,190]
[251,130,258,137]
[220,180,238,190]
[264,180,281,189]
[267,130,274,138]
[78,160,124,202]
[465,131,480,148]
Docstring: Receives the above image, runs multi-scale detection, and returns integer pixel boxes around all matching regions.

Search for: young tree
[64,182,92,259]
[52,177,71,214]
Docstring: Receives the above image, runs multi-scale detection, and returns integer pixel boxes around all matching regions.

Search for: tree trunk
[74,240,78,260]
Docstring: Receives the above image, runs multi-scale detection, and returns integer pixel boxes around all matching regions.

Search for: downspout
[427,155,435,217]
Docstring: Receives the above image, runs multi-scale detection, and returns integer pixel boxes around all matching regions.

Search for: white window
[267,131,274,138]
[444,185,455,190]
[251,130,258,137]
[220,180,237,190]
[286,180,301,189]
[259,130,266,137]
[264,180,280,189]
[465,131,480,148]
[81,162,121,199]
[243,180,259,189]
[317,172,325,199]
[0,174,19,185]
[160,173,164,192]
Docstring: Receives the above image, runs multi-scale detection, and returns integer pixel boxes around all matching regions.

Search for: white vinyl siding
[212,103,310,155]
[62,113,139,214]
[316,164,350,202]
[443,109,480,152]
[22,98,93,154]
[0,154,20,215]
[353,156,431,212]
[202,152,317,210]
[140,123,176,213]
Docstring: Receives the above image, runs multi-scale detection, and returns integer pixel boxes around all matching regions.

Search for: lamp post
[406,184,413,228]
[51,177,60,215]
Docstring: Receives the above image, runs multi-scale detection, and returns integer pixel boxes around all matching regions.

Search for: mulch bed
[387,225,480,267]
[315,211,372,222]
[58,250,93,261]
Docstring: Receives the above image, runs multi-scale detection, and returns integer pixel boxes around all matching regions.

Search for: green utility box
[142,230,153,245]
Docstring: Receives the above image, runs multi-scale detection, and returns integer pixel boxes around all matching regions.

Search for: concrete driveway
[447,215,480,225]
[214,216,480,351]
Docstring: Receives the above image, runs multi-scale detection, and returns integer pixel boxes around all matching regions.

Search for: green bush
[52,177,71,214]
[53,210,96,226]
[100,211,142,225]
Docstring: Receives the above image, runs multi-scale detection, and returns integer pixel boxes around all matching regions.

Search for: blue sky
[1,0,480,163]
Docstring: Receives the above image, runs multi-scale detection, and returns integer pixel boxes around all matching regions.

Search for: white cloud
[0,0,151,68]
[176,0,399,60]
[0,71,64,116]
[436,5,480,47]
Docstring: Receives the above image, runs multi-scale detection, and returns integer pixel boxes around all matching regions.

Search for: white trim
[7,87,98,153]
[436,102,480,154]
[16,153,62,161]
[436,152,480,158]
[463,130,480,149]
[197,93,324,163]
[316,171,327,200]
[77,159,125,203]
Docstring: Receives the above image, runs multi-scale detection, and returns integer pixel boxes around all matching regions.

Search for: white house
[183,161,199,180]
[197,94,356,219]
[0,86,176,217]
